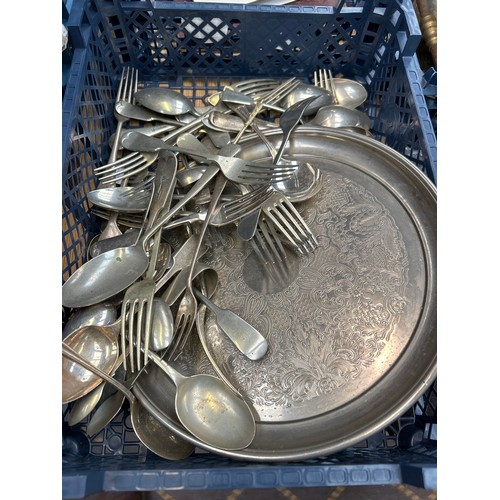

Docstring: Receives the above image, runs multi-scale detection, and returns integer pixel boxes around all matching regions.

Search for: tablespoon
[62,343,195,460]
[145,349,256,450]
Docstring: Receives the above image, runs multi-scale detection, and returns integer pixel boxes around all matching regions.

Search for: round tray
[134,126,437,461]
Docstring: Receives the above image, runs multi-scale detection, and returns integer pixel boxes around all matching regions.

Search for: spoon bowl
[151,298,174,351]
[310,105,371,131]
[62,324,120,403]
[280,83,332,116]
[134,87,198,116]
[328,78,368,109]
[62,303,117,340]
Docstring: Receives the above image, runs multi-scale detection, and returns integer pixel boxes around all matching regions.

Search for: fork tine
[136,296,154,370]
[121,294,137,373]
[128,68,138,104]
[234,164,298,184]
[221,185,273,217]
[313,69,319,87]
[95,151,141,171]
[262,195,318,254]
[121,301,129,371]
[97,155,150,180]
[259,217,287,263]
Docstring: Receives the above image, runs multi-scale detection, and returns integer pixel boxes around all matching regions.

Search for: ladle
[62,343,195,460]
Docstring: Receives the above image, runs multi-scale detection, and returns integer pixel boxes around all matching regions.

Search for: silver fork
[109,67,139,164]
[209,184,275,227]
[95,151,159,184]
[313,68,339,104]
[97,67,139,241]
[252,216,287,264]
[97,137,299,186]
[250,217,290,291]
[259,189,318,255]
[120,152,178,372]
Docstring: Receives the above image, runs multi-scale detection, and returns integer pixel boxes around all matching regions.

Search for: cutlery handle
[193,288,268,361]
[140,164,220,248]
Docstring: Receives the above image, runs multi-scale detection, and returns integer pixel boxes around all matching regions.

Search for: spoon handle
[144,151,178,232]
[145,349,186,387]
[193,288,268,361]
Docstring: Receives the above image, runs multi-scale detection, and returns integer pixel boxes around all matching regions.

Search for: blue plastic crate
[62,1,437,497]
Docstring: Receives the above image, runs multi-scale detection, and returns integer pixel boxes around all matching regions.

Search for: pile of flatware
[62,67,371,456]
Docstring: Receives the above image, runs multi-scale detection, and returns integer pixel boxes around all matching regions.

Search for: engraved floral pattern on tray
[195,170,411,421]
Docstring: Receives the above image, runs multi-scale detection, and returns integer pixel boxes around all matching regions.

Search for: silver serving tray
[134,126,437,461]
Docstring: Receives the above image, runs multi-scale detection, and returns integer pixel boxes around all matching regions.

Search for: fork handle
[140,164,220,248]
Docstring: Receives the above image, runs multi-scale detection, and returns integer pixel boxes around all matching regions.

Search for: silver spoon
[134,87,200,116]
[310,104,371,130]
[145,349,256,450]
[62,343,195,460]
[279,83,333,116]
[62,325,119,404]
[115,101,185,126]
